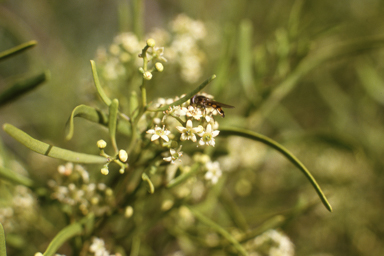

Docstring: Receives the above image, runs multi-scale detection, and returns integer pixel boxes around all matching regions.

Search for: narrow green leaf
[0,40,37,61]
[65,104,130,139]
[166,163,199,189]
[109,99,119,153]
[220,127,333,212]
[3,124,107,164]
[258,36,384,125]
[43,214,94,256]
[90,60,112,106]
[0,223,6,256]
[148,74,216,111]
[0,71,50,107]
[238,20,256,98]
[0,166,34,187]
[239,215,286,243]
[219,189,248,231]
[356,60,384,105]
[141,173,154,194]
[188,207,248,256]
[65,105,109,140]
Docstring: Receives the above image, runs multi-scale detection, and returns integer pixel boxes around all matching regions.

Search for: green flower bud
[146,38,156,47]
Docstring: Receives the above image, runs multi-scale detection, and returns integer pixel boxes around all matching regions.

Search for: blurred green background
[1,0,384,255]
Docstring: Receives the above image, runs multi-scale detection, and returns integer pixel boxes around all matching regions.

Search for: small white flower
[58,162,73,176]
[204,161,222,184]
[89,237,105,253]
[198,124,220,147]
[146,126,171,142]
[186,105,203,120]
[163,147,183,164]
[149,46,167,62]
[176,120,204,142]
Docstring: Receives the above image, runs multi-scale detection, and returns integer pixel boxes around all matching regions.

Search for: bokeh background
[1,0,384,255]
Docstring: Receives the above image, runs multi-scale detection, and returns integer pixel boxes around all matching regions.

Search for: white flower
[148,46,167,62]
[163,147,183,164]
[89,237,105,253]
[186,105,203,120]
[204,161,222,184]
[146,126,171,142]
[176,120,204,142]
[198,124,219,147]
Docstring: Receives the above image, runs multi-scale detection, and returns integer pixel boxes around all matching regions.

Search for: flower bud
[143,71,152,80]
[97,140,107,149]
[155,62,164,72]
[146,38,156,47]
[101,167,109,175]
[119,149,128,162]
[125,206,134,218]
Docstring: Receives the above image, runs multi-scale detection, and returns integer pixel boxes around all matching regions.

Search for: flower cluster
[146,92,221,163]
[245,229,295,256]
[89,237,117,256]
[48,163,115,216]
[0,185,37,232]
[95,14,207,84]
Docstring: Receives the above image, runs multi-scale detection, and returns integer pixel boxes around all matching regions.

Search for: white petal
[176,126,185,133]
[161,135,169,142]
[151,134,160,141]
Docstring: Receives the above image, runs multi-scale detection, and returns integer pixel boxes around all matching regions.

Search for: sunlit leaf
[3,124,107,164]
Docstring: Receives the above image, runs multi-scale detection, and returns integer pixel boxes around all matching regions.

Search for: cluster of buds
[138,38,167,81]
[48,163,115,216]
[97,140,128,175]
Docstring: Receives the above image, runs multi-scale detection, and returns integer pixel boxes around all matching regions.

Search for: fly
[190,95,234,118]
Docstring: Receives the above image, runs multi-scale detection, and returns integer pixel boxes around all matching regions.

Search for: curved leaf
[3,124,107,164]
[65,104,109,140]
[0,40,37,61]
[148,74,216,111]
[220,127,332,212]
[142,173,154,194]
[0,71,50,107]
[90,60,112,106]
[0,166,34,187]
[43,214,94,256]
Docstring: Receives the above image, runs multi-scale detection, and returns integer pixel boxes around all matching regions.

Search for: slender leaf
[148,74,216,111]
[166,163,199,189]
[109,99,119,153]
[3,124,107,164]
[43,214,94,256]
[188,206,248,256]
[257,36,384,127]
[90,60,112,106]
[238,20,256,98]
[220,127,332,212]
[65,104,130,140]
[0,223,6,256]
[0,71,50,107]
[239,215,286,243]
[65,105,109,140]
[0,40,37,61]
[142,173,154,194]
[0,166,34,187]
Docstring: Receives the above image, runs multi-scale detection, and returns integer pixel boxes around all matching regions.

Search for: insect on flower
[190,95,235,117]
